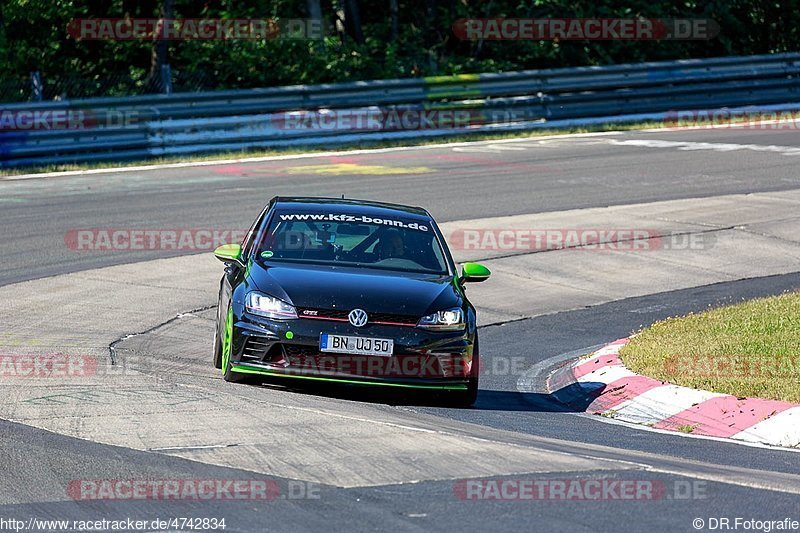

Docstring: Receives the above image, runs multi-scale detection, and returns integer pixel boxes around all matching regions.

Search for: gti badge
[348,308,368,327]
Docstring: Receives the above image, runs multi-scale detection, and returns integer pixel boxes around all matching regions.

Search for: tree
[389,0,398,41]
[342,0,364,44]
[306,0,322,21]
[148,0,173,91]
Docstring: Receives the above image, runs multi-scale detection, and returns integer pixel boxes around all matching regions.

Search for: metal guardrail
[1,53,799,168]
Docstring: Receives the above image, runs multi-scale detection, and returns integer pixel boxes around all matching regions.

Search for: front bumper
[229,310,475,389]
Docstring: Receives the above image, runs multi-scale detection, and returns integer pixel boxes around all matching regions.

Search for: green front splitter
[230,364,468,390]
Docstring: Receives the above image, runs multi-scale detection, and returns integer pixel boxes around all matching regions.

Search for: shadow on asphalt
[472,389,576,412]
[249,377,595,412]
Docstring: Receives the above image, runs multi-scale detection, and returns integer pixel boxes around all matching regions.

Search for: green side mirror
[461,262,491,283]
[214,243,242,263]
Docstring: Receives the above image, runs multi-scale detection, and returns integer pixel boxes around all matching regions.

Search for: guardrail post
[30,71,43,102]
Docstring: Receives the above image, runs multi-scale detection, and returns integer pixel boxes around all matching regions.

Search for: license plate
[320,334,393,357]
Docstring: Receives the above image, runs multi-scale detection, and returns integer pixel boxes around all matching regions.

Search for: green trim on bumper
[230,364,468,390]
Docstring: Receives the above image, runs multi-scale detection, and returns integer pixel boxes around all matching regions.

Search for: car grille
[297,307,418,326]
[242,341,466,378]
[283,344,318,358]
[283,345,464,378]
[287,351,409,376]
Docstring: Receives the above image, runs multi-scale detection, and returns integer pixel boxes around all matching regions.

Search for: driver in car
[376,229,406,260]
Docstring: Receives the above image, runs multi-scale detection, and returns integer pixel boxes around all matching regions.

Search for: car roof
[272,197,432,219]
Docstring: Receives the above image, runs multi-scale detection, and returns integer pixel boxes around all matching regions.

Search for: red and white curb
[547,338,800,448]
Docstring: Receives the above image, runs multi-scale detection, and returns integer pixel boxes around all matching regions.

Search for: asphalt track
[3,127,800,286]
[1,127,800,532]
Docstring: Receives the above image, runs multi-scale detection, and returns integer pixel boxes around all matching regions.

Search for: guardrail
[2,52,800,168]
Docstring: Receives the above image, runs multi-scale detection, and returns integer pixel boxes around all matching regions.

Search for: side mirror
[460,262,491,283]
[214,243,242,263]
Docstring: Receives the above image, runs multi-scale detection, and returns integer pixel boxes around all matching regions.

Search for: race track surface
[1,127,799,532]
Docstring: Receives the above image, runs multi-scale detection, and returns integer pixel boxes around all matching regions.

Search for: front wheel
[443,335,480,407]
[217,304,246,383]
[213,303,223,369]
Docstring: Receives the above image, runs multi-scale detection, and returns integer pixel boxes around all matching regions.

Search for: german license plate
[320,334,393,357]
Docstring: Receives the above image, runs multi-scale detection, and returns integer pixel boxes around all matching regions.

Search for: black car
[212,197,491,406]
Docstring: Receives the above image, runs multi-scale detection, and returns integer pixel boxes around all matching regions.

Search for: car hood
[247,261,461,317]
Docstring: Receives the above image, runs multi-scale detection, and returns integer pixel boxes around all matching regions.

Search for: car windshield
[257,211,449,275]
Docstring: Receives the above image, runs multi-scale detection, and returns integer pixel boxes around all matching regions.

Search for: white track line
[1,131,623,181]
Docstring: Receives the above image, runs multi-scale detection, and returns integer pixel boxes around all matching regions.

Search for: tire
[443,334,480,407]
[219,304,246,383]
[213,303,223,369]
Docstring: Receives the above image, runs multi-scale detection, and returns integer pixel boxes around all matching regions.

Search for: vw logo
[348,308,368,327]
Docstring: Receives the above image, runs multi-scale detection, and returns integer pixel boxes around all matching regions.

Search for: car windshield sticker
[278,213,429,232]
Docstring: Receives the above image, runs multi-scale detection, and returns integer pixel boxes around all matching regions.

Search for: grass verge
[619,291,800,403]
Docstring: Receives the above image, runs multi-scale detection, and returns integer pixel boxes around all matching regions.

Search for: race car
[212,196,490,406]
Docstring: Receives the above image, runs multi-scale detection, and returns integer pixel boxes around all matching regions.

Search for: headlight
[417,308,465,331]
[245,292,298,319]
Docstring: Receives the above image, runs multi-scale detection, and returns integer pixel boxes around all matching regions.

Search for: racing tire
[213,302,223,369]
[443,334,480,407]
[218,303,247,383]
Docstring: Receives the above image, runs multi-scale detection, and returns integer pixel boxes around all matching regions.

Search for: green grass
[619,292,800,403]
[0,120,666,177]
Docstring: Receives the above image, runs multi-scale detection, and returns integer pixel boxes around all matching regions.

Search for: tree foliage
[0,0,798,98]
